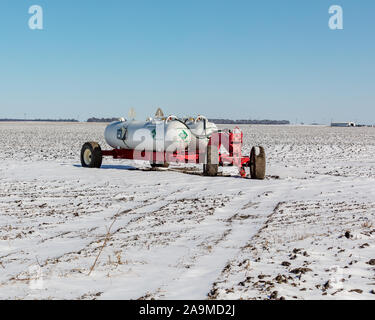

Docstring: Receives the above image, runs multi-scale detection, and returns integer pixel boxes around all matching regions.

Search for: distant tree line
[0,117,291,125]
[87,117,120,123]
[208,119,290,125]
[0,118,78,122]
[86,117,290,124]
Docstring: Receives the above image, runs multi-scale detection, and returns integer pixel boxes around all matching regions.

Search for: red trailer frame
[101,127,250,177]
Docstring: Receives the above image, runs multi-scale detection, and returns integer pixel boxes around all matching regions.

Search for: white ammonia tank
[104,111,217,152]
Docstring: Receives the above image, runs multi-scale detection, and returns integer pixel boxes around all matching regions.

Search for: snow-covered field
[0,122,375,300]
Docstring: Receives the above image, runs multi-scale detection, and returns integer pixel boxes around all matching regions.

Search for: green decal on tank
[179,130,188,141]
[151,128,156,139]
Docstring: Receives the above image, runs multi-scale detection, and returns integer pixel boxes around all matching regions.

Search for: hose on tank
[174,118,215,140]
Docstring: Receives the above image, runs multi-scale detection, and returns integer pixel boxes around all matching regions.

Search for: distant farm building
[331,122,356,127]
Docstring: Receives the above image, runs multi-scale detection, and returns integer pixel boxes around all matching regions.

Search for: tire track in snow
[150,184,290,299]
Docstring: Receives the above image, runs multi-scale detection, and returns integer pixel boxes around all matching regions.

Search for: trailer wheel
[81,142,103,168]
[204,144,219,176]
[150,162,170,168]
[250,146,266,180]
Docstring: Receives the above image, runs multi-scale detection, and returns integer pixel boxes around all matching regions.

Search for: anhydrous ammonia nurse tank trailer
[80,109,266,179]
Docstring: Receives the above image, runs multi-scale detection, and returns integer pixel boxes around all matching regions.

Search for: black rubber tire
[81,142,103,168]
[204,144,219,176]
[150,162,170,168]
[250,146,266,180]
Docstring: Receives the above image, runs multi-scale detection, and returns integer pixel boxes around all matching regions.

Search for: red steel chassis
[101,127,250,177]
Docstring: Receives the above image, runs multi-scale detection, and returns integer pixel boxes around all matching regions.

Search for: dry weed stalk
[88,217,117,276]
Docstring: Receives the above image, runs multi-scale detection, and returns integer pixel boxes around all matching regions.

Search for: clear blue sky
[1,0,374,123]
